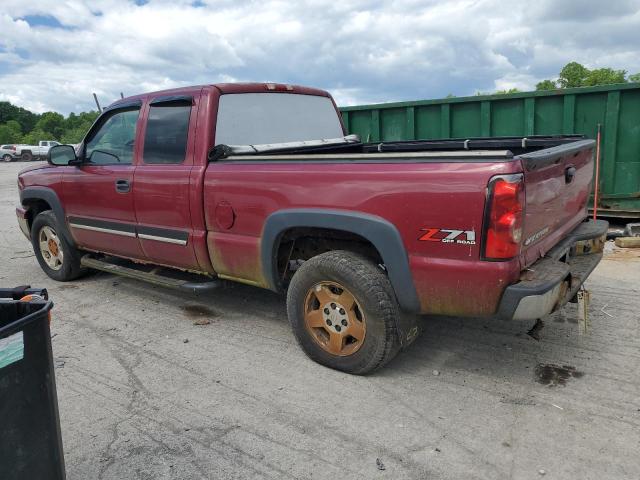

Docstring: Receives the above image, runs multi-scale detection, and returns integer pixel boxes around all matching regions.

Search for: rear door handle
[115,179,130,193]
[565,166,576,184]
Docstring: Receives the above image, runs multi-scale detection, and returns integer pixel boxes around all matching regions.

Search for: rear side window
[143,102,191,164]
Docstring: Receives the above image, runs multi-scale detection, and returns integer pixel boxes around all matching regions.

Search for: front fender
[20,186,75,248]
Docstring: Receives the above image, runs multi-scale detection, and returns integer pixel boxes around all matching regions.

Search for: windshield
[215,93,343,146]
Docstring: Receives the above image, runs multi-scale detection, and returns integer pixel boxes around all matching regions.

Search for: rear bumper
[496,219,608,320]
[16,207,30,239]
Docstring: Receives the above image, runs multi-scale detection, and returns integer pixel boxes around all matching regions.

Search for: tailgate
[517,139,596,268]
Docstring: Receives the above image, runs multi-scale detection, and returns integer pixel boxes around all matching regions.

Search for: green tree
[0,120,23,144]
[60,121,94,144]
[0,101,39,132]
[0,125,14,144]
[0,101,100,145]
[558,62,589,88]
[583,67,626,86]
[495,88,520,94]
[35,112,65,139]
[537,62,634,90]
[21,129,50,146]
[6,120,22,135]
[536,79,557,91]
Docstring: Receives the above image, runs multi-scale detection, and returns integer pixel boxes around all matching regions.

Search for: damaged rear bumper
[496,219,608,320]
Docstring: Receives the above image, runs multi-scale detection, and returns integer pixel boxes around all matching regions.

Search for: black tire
[2,154,12,162]
[286,250,401,374]
[31,210,85,281]
[21,151,33,161]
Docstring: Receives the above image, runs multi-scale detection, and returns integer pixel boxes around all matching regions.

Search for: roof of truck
[104,83,332,111]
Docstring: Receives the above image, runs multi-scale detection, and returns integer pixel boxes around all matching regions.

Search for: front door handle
[115,179,130,193]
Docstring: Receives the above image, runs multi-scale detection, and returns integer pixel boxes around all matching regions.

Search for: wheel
[286,250,401,374]
[21,151,33,161]
[31,211,85,281]
[2,154,12,162]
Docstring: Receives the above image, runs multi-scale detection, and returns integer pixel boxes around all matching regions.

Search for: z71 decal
[418,228,476,245]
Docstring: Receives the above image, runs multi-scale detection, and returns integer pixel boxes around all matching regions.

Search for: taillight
[265,83,294,91]
[483,174,524,260]
[10,145,16,150]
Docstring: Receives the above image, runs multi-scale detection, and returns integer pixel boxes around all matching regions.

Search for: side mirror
[48,145,78,166]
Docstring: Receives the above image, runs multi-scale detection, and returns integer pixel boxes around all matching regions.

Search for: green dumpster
[340,83,640,218]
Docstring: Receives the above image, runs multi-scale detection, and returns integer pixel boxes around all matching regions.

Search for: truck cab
[16,83,607,374]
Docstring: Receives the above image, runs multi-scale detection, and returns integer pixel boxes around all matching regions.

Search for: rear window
[215,93,343,146]
[143,102,191,164]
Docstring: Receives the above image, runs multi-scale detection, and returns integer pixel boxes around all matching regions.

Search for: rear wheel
[31,211,85,281]
[287,250,401,374]
[21,151,33,162]
[2,154,12,162]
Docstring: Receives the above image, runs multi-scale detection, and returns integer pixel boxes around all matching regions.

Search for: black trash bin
[0,287,65,480]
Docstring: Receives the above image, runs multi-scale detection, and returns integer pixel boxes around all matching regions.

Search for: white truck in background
[15,141,60,161]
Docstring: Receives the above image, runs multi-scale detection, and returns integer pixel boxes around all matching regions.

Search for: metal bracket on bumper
[496,219,608,320]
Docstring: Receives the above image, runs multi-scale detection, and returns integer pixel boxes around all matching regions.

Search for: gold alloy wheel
[303,281,366,356]
[39,225,64,271]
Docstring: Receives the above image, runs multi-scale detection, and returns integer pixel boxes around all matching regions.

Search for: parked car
[15,141,60,161]
[1,144,19,162]
[15,83,607,374]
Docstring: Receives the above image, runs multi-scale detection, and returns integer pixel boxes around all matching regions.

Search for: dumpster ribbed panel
[341,83,640,217]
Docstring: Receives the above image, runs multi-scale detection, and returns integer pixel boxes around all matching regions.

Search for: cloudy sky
[1,0,639,114]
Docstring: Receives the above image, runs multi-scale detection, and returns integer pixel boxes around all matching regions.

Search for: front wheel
[286,250,401,374]
[31,211,85,281]
[2,154,12,162]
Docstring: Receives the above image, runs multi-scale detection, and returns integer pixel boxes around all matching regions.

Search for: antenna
[92,93,102,112]
[120,92,124,99]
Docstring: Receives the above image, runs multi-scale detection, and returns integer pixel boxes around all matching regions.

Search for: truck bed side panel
[204,160,522,315]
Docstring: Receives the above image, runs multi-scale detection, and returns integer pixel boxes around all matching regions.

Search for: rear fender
[261,209,422,347]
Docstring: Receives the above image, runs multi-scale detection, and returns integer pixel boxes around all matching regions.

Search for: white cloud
[0,0,639,114]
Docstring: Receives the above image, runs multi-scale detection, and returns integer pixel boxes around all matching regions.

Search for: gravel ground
[2,161,639,480]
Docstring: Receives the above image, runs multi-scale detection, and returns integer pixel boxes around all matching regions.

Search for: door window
[85,109,140,165]
[143,102,192,164]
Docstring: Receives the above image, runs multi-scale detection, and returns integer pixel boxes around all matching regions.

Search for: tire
[2,154,12,162]
[31,210,85,281]
[21,151,33,161]
[286,250,401,375]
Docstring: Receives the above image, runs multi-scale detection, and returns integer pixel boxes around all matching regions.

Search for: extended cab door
[62,104,145,259]
[132,95,202,270]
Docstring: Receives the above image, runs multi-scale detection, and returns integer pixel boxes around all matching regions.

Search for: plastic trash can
[0,286,65,480]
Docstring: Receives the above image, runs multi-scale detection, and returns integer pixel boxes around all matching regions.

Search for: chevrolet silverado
[16,83,607,373]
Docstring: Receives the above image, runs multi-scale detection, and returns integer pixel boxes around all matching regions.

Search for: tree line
[0,102,99,145]
[457,62,640,97]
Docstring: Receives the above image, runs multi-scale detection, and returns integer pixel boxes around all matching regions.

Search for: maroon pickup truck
[16,83,607,374]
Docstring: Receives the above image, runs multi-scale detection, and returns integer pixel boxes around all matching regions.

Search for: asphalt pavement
[2,161,639,480]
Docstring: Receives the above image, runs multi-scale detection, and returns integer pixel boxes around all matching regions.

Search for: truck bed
[204,134,595,316]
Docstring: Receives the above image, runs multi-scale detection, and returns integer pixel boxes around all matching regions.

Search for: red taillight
[484,174,524,260]
[9,145,16,150]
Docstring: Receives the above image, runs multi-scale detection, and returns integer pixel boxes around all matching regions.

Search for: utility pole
[92,93,102,112]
